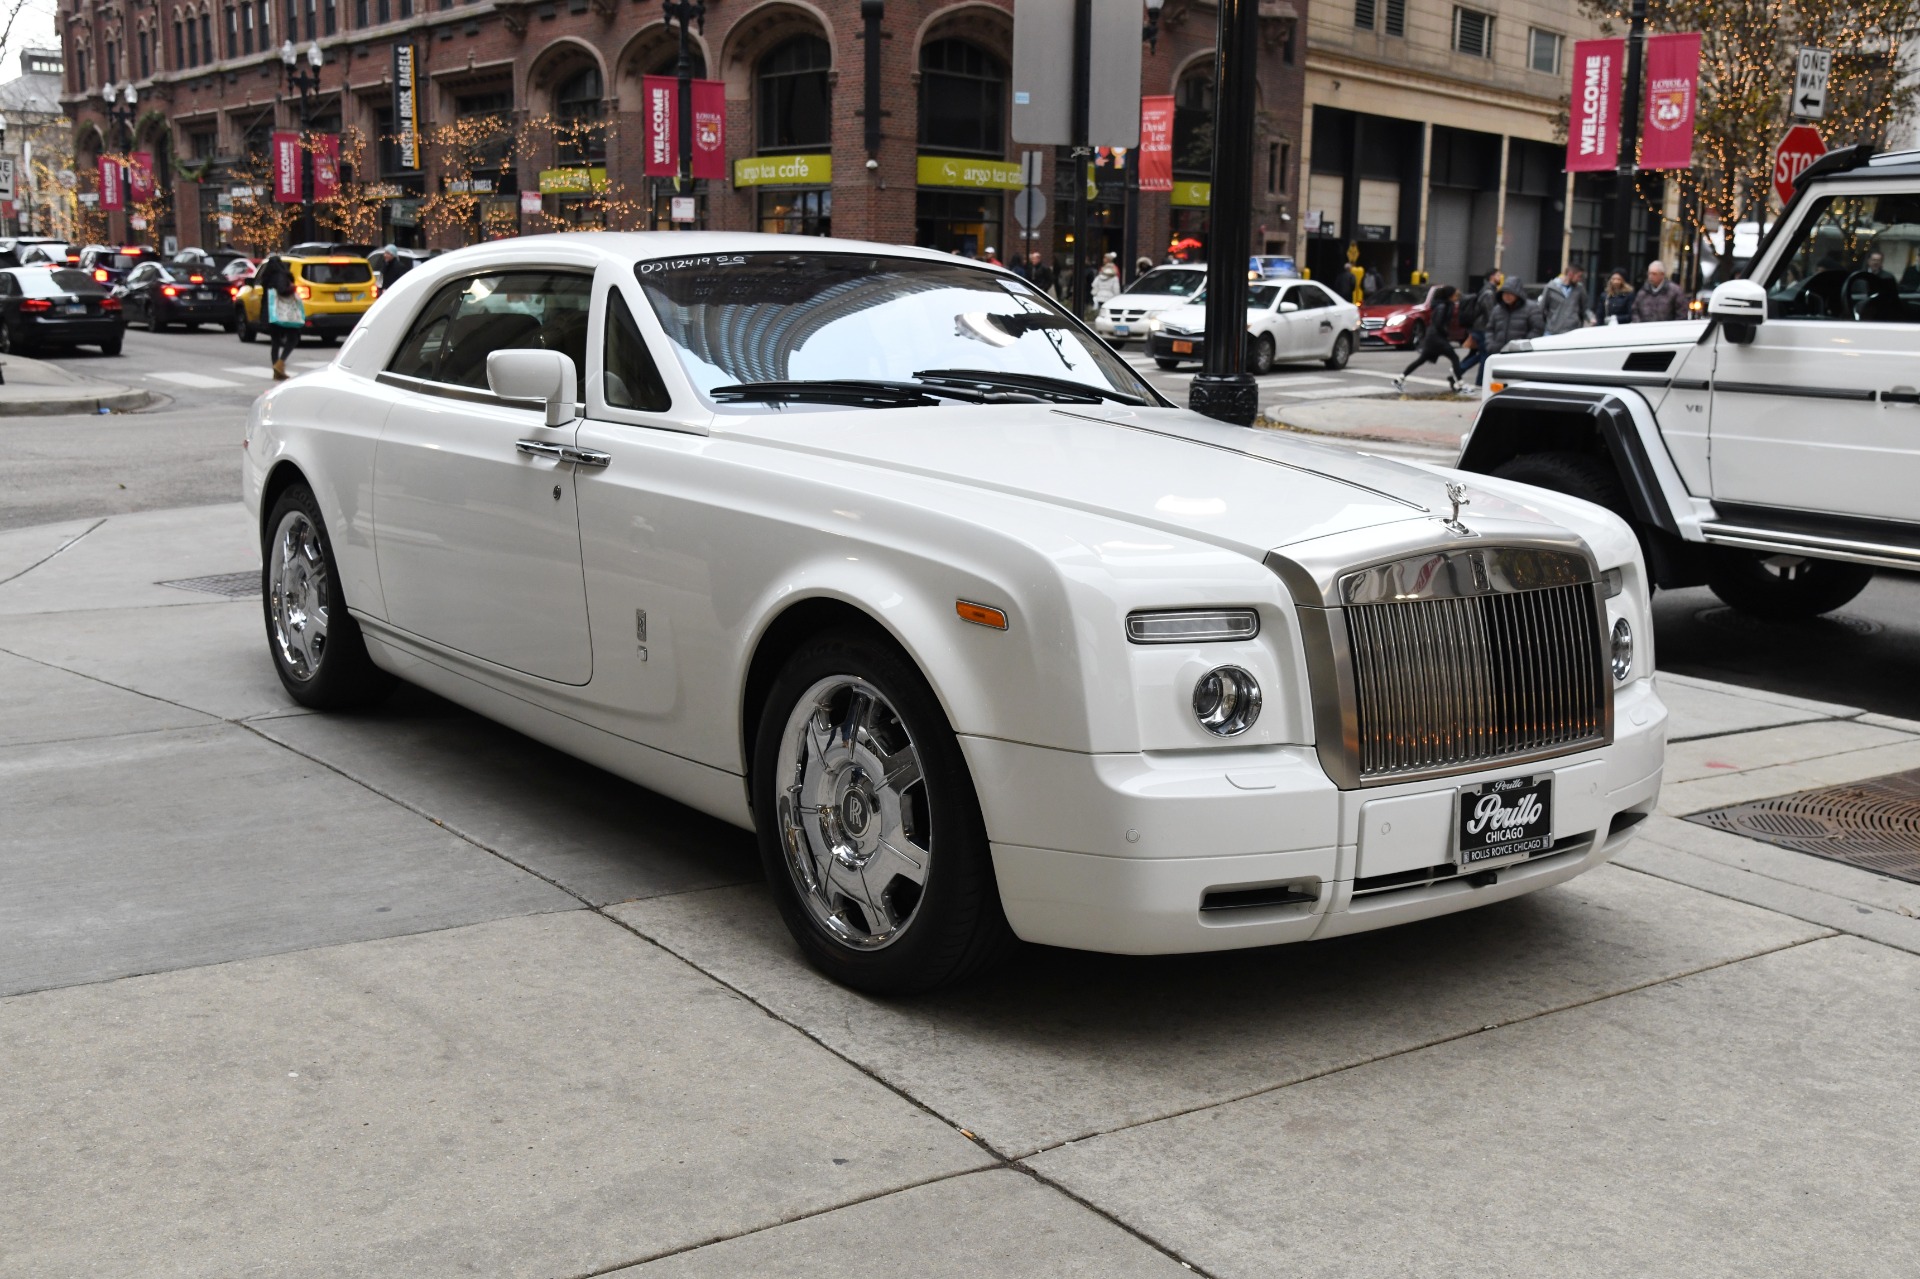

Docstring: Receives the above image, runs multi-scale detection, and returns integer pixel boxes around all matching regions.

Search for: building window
[1452,7,1492,58]
[107,40,118,79]
[919,40,1005,157]
[554,66,605,165]
[398,0,411,16]
[323,0,336,30]
[758,189,830,236]
[355,0,366,23]
[1384,0,1405,36]
[199,13,212,66]
[242,4,254,52]
[258,0,269,39]
[1353,0,1373,29]
[139,30,151,76]
[757,36,831,153]
[227,5,239,56]
[1267,140,1291,196]
[1173,67,1212,178]
[377,0,389,23]
[915,188,1000,257]
[305,0,316,38]
[175,19,186,67]
[1528,28,1561,74]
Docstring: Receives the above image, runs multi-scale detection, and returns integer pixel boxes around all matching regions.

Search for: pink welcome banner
[1566,39,1624,172]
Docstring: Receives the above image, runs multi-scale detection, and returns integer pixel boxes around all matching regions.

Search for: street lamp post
[1187,0,1260,425]
[1611,0,1648,278]
[102,82,138,241]
[661,0,706,198]
[281,40,325,245]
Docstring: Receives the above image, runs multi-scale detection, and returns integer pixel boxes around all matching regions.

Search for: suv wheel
[1491,450,1628,515]
[752,629,1014,993]
[1706,551,1874,620]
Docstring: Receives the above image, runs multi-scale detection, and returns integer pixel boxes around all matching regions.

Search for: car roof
[418,231,1013,273]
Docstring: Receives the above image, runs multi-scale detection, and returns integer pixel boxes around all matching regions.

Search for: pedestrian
[258,255,304,381]
[1630,259,1688,323]
[982,245,1003,267]
[1019,250,1054,293]
[1456,268,1503,386]
[1541,263,1590,335]
[1484,278,1546,360]
[1392,285,1465,393]
[1091,253,1122,309]
[1135,255,1154,280]
[1601,270,1635,324]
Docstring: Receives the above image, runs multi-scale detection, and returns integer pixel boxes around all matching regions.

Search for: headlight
[1385,311,1410,327]
[1503,339,1534,353]
[1610,617,1633,682]
[1145,317,1160,332]
[1193,666,1262,736]
[1127,609,1260,644]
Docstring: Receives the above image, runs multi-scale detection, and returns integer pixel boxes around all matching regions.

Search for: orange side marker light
[956,600,1008,630]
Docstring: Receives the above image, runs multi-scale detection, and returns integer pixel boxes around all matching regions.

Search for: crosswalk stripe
[146,371,241,389]
[222,366,278,379]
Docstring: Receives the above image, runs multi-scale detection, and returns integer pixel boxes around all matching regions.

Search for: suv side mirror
[488,349,578,427]
[1707,278,1767,344]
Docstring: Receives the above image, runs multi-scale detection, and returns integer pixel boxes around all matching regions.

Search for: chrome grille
[1360,317,1386,329]
[1344,581,1609,779]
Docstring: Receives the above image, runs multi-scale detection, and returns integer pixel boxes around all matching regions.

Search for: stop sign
[1773,125,1827,207]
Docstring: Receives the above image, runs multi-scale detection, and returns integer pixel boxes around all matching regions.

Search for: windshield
[1366,286,1423,306]
[634,251,1149,405]
[1123,267,1204,297]
[1248,284,1282,309]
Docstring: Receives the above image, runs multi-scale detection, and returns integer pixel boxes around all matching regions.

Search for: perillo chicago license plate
[1455,774,1553,868]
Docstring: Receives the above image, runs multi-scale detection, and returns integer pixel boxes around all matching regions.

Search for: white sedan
[1093,263,1207,346]
[1148,278,1361,373]
[243,233,1666,993]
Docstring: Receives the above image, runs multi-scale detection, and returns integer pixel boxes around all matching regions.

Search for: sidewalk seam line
[0,517,106,586]
[1665,713,1855,743]
[1611,856,1920,946]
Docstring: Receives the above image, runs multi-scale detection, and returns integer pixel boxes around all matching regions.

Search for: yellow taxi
[234,255,379,345]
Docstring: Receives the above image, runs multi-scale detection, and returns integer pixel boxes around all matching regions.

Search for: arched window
[1173,66,1213,178]
[756,36,829,153]
[554,66,606,165]
[919,39,1004,157]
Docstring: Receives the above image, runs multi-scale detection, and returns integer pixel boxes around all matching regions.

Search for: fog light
[1610,617,1634,682]
[1193,665,1261,736]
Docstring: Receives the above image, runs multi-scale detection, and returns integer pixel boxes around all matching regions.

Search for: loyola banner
[1566,38,1624,172]
[313,133,342,200]
[1139,95,1174,193]
[642,76,726,180]
[1641,32,1701,170]
[128,151,155,203]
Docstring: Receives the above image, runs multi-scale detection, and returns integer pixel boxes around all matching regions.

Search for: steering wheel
[1842,270,1876,321]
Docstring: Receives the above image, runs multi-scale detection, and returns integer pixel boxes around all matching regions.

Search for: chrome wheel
[774,675,931,951]
[267,509,330,682]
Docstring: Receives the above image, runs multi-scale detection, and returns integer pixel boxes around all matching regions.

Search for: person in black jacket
[1392,285,1465,392]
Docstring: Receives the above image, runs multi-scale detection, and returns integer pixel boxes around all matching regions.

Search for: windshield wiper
[711,378,1046,409]
[912,368,1147,406]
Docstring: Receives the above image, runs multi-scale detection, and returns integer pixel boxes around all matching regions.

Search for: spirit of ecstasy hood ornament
[1443,480,1473,535]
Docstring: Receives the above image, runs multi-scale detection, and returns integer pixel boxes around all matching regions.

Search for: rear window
[108,253,144,271]
[300,261,373,285]
[19,269,101,296]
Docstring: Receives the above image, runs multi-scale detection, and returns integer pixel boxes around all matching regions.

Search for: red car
[1357,284,1470,348]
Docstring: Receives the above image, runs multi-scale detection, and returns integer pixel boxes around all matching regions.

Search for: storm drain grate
[1689,768,1920,884]
[158,571,260,599]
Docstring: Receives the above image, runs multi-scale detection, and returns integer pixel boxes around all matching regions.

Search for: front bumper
[302,309,368,334]
[962,676,1667,954]
[1360,325,1414,346]
[23,316,124,344]
[1148,331,1206,362]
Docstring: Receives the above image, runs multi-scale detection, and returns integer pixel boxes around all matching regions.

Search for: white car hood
[1529,318,1707,350]
[718,404,1581,559]
[1107,291,1202,313]
[1158,303,1209,332]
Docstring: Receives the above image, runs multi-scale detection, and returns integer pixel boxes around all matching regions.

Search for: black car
[0,267,125,355]
[77,245,158,288]
[120,261,234,332]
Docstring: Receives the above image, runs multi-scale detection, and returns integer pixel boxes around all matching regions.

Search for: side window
[1295,285,1327,310]
[1767,191,1920,324]
[387,271,593,399]
[603,289,672,413]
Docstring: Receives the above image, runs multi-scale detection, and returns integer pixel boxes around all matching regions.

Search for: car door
[1272,285,1313,359]
[1710,183,1920,523]
[123,264,150,320]
[371,269,597,685]
[1299,282,1344,356]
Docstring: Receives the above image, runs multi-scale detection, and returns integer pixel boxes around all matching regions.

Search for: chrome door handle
[517,440,612,468]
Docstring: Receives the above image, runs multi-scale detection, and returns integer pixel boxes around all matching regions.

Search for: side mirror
[487,349,577,427]
[1707,279,1767,343]
[1279,301,1299,313]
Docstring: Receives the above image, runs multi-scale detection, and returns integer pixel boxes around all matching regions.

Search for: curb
[0,386,157,416]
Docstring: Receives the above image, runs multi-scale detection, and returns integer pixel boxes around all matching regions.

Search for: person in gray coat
[1630,260,1689,323]
[1484,279,1546,357]
[1540,264,1590,335]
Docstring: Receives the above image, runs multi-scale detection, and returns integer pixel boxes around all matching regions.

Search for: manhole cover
[1694,606,1881,638]
[1689,768,1920,883]
[158,571,260,598]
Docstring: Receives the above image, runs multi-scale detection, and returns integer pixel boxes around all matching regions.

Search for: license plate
[1114,324,1130,335]
[1455,775,1553,868]
[1171,340,1194,354]
[60,304,85,315]
[335,291,352,302]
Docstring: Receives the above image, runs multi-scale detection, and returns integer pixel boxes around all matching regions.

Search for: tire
[751,628,1015,994]
[1706,551,1874,620]
[1324,331,1353,370]
[1490,450,1629,518]
[261,484,395,710]
[1249,333,1276,375]
[0,322,12,354]
[1154,357,1182,371]
[238,312,257,343]
[222,316,237,333]
[99,335,123,356]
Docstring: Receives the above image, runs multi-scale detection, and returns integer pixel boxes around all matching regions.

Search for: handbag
[268,289,305,328]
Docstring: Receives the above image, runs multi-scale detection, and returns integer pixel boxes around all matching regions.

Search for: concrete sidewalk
[0,351,154,415]
[1263,392,1477,458]
[6,504,1920,1277]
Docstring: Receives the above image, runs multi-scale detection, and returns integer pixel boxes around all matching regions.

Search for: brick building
[57,0,1304,271]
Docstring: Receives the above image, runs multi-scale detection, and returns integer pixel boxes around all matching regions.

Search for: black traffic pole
[663,0,706,201]
[1611,0,1647,277]
[1070,0,1092,315]
[281,41,324,244]
[1188,0,1259,425]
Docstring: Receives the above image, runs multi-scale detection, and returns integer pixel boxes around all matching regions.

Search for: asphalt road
[7,326,1917,717]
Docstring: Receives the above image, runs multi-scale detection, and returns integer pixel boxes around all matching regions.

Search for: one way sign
[1795,47,1831,120]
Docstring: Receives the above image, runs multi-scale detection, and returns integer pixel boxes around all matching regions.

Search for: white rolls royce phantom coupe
[242,234,1666,992]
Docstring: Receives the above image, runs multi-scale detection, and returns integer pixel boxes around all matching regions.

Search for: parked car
[234,255,379,345]
[1093,263,1207,346]
[78,245,158,288]
[1460,142,1920,619]
[1149,277,1361,372]
[119,260,235,331]
[0,265,125,354]
[287,241,377,259]
[0,236,73,268]
[1358,284,1470,348]
[221,257,261,286]
[16,242,78,268]
[242,232,1665,993]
